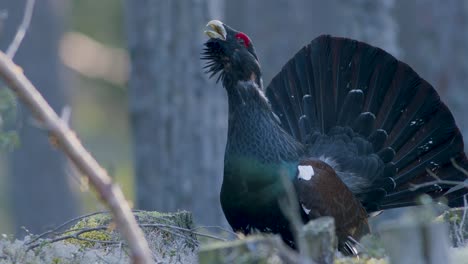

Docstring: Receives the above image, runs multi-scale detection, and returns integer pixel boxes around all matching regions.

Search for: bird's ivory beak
[204,20,227,40]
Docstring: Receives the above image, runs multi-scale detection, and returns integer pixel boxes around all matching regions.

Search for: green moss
[63,211,195,249]
[52,257,62,264]
[441,208,464,223]
[64,214,113,248]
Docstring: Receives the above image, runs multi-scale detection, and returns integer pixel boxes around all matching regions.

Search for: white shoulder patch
[297,165,315,181]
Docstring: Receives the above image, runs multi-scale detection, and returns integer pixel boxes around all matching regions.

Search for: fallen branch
[26,216,229,251]
[0,52,152,264]
[26,211,109,246]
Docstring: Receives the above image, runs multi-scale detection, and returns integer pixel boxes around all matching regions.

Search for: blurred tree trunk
[0,0,78,236]
[226,0,398,85]
[125,0,227,226]
[336,0,399,57]
[395,0,468,151]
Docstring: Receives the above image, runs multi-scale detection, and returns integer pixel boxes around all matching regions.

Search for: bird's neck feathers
[221,56,263,90]
[225,79,268,114]
[224,80,304,166]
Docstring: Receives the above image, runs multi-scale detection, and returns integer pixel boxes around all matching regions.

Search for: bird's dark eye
[235,32,251,48]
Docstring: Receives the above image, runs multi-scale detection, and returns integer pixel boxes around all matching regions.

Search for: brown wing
[294,159,370,244]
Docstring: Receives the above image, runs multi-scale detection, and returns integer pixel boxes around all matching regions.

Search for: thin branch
[148,226,199,246]
[28,210,232,248]
[457,195,468,246]
[409,179,466,191]
[27,221,217,251]
[27,226,123,251]
[191,225,239,238]
[409,168,468,192]
[139,223,226,242]
[459,195,467,232]
[6,0,35,58]
[26,211,109,245]
[0,52,152,264]
[452,158,468,176]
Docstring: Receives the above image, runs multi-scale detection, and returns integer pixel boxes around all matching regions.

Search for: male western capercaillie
[202,20,468,252]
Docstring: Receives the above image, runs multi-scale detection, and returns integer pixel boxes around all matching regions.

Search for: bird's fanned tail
[265,35,467,212]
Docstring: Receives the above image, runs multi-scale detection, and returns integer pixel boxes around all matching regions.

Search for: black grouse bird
[202,20,468,251]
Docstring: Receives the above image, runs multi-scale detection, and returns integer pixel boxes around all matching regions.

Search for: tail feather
[378,64,420,124]
[377,147,396,164]
[299,115,312,144]
[368,129,388,152]
[384,81,439,151]
[394,136,464,185]
[383,155,467,208]
[302,95,318,134]
[310,37,336,133]
[265,35,467,212]
[352,112,376,138]
[337,89,364,126]
[268,72,301,140]
[364,56,398,116]
[393,110,457,170]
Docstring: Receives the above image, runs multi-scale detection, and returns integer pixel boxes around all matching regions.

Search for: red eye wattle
[235,32,251,47]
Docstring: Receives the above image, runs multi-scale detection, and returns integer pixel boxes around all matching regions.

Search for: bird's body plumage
[202,21,468,251]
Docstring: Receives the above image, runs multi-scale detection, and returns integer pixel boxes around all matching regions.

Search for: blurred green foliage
[69,0,134,208]
[0,88,19,151]
[71,0,125,47]
[0,88,18,234]
[0,131,19,150]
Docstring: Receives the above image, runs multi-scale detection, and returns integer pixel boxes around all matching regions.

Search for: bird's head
[202,20,262,88]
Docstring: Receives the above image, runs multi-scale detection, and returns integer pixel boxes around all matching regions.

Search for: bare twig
[27,226,123,251]
[459,195,467,234]
[409,167,468,192]
[26,211,109,245]
[0,53,152,264]
[27,220,229,251]
[191,225,239,238]
[452,158,468,176]
[454,195,468,246]
[140,223,226,242]
[6,0,35,58]
[25,209,233,251]
[409,179,465,191]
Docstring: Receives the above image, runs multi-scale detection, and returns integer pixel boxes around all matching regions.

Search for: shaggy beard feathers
[201,41,226,83]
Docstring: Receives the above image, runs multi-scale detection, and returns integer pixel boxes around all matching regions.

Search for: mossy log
[0,211,198,264]
[198,235,299,264]
[199,217,337,264]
